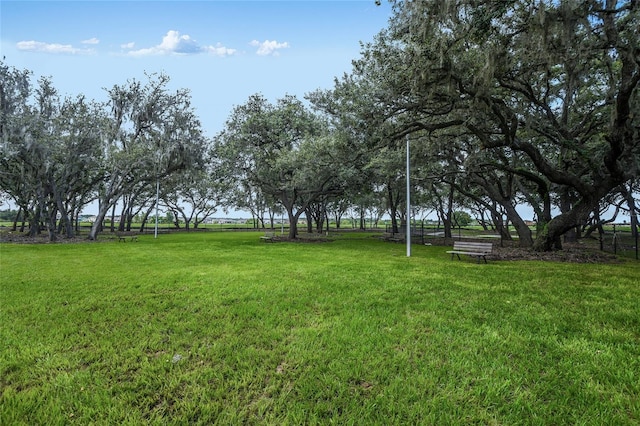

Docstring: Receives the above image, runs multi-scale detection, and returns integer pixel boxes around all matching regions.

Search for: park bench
[381,233,403,243]
[260,231,276,242]
[446,241,493,263]
[116,232,139,242]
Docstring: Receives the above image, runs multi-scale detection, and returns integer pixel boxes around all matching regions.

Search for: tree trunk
[117,203,127,232]
[438,209,453,239]
[268,210,275,229]
[532,199,595,251]
[326,209,330,234]
[54,190,74,238]
[500,203,533,247]
[490,210,511,241]
[28,196,44,237]
[389,208,399,234]
[305,209,313,233]
[110,203,116,233]
[45,201,58,242]
[286,207,299,239]
[139,204,154,232]
[387,185,400,233]
[19,207,27,232]
[435,184,455,238]
[125,205,135,232]
[12,206,22,232]
[476,209,490,231]
[88,203,112,240]
[559,190,578,243]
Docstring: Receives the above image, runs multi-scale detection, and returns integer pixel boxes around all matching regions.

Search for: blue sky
[1,0,393,137]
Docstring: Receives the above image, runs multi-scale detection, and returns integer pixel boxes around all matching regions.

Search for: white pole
[154,178,159,239]
[406,136,411,257]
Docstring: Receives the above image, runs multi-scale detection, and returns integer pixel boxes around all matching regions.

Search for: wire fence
[597,225,639,260]
[384,222,639,260]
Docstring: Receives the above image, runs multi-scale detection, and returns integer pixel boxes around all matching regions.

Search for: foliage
[214,94,358,238]
[319,0,640,251]
[0,62,207,241]
[0,65,105,240]
[3,0,639,247]
[452,210,472,227]
[88,73,206,240]
[0,209,22,222]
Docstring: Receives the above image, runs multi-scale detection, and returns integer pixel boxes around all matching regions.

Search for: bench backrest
[453,241,493,252]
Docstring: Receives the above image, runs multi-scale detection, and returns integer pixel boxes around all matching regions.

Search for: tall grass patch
[1,232,638,424]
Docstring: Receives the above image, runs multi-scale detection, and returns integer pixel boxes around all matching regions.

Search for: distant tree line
[0,67,214,240]
[1,1,638,249]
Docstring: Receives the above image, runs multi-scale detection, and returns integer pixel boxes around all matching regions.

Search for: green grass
[1,232,639,425]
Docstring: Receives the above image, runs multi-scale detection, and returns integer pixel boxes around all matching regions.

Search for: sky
[1,0,394,137]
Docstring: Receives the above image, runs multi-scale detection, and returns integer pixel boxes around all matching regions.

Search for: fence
[597,224,638,260]
[385,222,638,260]
[385,223,448,245]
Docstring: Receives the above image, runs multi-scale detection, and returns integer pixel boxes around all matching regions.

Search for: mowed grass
[1,232,639,425]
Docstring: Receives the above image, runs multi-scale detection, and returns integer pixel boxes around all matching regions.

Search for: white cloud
[250,39,290,56]
[81,37,100,45]
[121,42,135,49]
[158,30,200,54]
[205,43,237,56]
[16,40,94,55]
[125,30,235,57]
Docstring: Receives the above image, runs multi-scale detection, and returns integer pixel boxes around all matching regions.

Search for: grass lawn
[1,232,639,425]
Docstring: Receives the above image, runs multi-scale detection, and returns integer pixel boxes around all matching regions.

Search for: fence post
[634,224,639,260]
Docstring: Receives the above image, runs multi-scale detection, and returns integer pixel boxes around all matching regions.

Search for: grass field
[1,231,639,425]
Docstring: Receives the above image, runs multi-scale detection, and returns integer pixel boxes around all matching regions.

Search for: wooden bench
[260,231,276,242]
[116,232,139,242]
[446,241,493,263]
[381,233,403,243]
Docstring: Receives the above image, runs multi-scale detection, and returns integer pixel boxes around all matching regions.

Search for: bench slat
[452,242,492,249]
[446,250,490,256]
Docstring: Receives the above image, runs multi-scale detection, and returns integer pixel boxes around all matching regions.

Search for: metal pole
[406,136,411,257]
[154,178,159,239]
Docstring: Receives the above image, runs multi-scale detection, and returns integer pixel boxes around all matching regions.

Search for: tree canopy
[214,94,360,239]
[1,1,638,248]
[314,0,639,250]
[0,64,206,241]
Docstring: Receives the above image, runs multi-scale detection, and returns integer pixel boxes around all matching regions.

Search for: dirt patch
[424,237,622,263]
[269,234,333,244]
[491,244,621,263]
